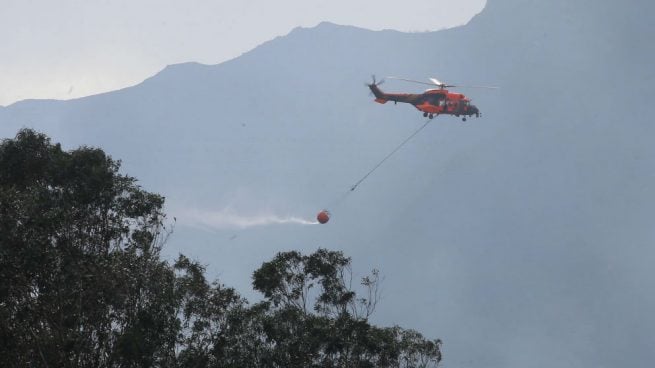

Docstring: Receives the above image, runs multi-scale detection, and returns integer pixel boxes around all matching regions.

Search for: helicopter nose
[469,105,481,118]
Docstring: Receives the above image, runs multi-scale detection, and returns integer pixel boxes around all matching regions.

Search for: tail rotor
[366,75,386,97]
[368,75,385,87]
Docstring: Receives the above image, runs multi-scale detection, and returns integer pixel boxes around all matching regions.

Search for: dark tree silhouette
[0,129,442,368]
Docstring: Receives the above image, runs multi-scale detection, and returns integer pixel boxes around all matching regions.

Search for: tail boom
[368,83,420,105]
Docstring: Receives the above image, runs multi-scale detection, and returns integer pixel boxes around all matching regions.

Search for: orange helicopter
[368,76,497,121]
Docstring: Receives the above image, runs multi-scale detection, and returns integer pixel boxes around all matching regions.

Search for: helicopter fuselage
[369,84,480,120]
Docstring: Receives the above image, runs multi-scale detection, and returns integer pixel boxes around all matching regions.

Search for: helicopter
[367,76,497,121]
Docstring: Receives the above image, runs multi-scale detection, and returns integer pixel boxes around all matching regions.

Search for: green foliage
[0,129,442,367]
[251,249,442,368]
[0,129,174,366]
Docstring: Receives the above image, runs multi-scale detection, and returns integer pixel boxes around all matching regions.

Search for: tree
[0,129,443,367]
[251,249,442,368]
[0,129,177,366]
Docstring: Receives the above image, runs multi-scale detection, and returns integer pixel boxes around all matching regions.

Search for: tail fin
[368,77,388,104]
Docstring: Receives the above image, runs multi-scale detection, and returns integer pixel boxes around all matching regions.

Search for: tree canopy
[0,129,442,367]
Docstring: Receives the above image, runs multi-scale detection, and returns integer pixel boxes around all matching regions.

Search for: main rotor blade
[387,76,437,86]
[388,76,499,89]
[429,78,445,86]
[450,85,500,89]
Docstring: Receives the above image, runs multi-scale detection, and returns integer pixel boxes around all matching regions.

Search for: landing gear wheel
[428,114,434,119]
[462,117,467,122]
[423,112,428,117]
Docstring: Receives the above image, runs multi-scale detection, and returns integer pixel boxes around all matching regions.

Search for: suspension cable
[349,119,431,192]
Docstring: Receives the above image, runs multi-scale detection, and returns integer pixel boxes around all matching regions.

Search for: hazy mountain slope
[2,1,654,367]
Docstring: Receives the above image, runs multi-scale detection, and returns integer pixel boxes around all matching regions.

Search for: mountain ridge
[1,1,654,367]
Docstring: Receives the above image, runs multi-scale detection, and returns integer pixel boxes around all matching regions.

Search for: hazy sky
[0,0,485,106]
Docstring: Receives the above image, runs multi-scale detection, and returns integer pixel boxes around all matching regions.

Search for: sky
[0,0,485,107]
